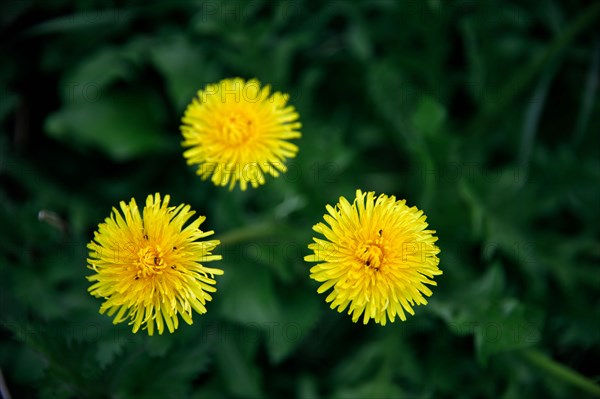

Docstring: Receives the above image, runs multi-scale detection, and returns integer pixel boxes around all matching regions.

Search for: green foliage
[1,0,599,398]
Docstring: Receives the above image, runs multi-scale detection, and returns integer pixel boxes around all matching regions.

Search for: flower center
[222,112,256,145]
[136,245,167,278]
[357,243,384,270]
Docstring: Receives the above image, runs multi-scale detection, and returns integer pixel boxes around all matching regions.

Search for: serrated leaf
[113,340,212,399]
[96,336,125,368]
[4,319,105,397]
[429,263,506,331]
[475,299,542,364]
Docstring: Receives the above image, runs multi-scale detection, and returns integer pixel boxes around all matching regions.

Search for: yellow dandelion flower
[305,190,442,325]
[180,77,301,190]
[87,193,223,335]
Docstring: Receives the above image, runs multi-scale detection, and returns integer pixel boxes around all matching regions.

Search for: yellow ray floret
[180,77,302,190]
[87,193,223,335]
[305,190,442,325]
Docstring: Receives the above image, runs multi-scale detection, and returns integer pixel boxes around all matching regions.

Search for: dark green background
[1,1,599,398]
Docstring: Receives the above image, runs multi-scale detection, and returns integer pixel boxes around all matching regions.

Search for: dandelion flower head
[180,78,301,190]
[305,190,441,325]
[87,193,223,335]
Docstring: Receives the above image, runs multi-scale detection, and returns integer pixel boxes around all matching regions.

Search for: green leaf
[143,331,173,357]
[412,95,447,137]
[431,264,542,364]
[367,61,418,145]
[217,259,281,327]
[26,9,132,35]
[113,340,212,399]
[474,299,542,364]
[12,345,47,384]
[347,22,372,61]
[0,89,17,125]
[215,335,264,399]
[60,49,135,100]
[265,287,320,364]
[4,319,104,398]
[331,341,383,385]
[331,380,404,399]
[95,337,125,369]
[149,35,219,111]
[45,88,172,161]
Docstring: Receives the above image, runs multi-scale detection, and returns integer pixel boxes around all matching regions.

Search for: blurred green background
[1,0,599,398]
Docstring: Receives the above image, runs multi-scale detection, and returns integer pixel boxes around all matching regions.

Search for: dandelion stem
[217,222,279,246]
[521,348,600,397]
